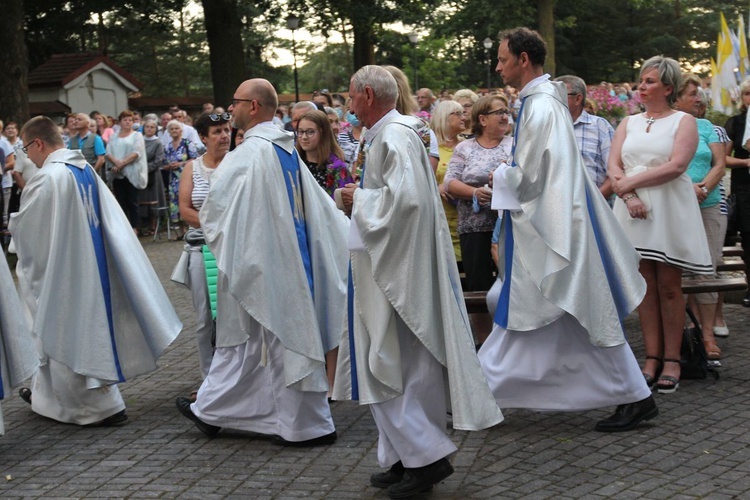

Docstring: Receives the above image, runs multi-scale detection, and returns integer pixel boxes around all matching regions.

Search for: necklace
[645,116,656,133]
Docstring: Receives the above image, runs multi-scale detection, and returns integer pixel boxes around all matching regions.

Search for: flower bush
[587,86,641,126]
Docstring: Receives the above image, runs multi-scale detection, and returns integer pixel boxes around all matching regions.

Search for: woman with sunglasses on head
[296,110,352,198]
[444,95,513,346]
[178,112,232,384]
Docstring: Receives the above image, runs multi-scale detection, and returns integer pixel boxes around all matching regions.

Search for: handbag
[170,249,190,288]
[680,307,719,380]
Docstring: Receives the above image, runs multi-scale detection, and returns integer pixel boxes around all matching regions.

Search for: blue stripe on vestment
[273,145,314,297]
[66,164,124,383]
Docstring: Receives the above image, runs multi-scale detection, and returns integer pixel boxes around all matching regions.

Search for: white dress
[612,112,712,273]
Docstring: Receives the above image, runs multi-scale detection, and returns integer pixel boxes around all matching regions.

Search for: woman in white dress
[609,56,712,394]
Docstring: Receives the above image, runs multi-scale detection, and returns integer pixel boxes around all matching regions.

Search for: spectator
[68,113,106,175]
[296,110,352,199]
[202,102,215,114]
[137,118,166,236]
[555,75,615,201]
[324,106,341,137]
[453,89,480,139]
[164,119,198,239]
[312,89,333,108]
[675,74,727,360]
[338,97,362,172]
[105,110,148,235]
[287,101,317,133]
[0,127,15,230]
[416,88,436,115]
[91,112,114,144]
[178,112,232,381]
[609,56,712,393]
[5,122,31,215]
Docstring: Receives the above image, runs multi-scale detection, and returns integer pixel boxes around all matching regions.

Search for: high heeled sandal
[642,355,662,390]
[703,339,722,360]
[656,358,681,394]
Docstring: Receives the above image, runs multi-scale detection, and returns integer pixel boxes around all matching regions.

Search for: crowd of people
[0,25,747,499]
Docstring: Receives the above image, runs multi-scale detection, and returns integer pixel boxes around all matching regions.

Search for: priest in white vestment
[10,116,182,427]
[480,27,656,432]
[0,251,38,435]
[175,79,349,445]
[333,65,504,499]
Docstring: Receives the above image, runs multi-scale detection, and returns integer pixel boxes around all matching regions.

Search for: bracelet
[622,193,638,202]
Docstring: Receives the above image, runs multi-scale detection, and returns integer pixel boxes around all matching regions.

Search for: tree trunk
[0,0,28,123]
[352,20,375,72]
[202,0,246,107]
[537,0,555,76]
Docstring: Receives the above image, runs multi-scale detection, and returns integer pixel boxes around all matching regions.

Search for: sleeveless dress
[612,112,712,274]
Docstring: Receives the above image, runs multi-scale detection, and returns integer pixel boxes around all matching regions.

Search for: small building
[28,52,143,121]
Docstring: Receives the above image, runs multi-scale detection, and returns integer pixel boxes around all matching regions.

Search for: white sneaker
[714,325,729,338]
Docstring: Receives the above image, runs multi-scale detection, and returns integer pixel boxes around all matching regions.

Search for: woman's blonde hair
[430,100,464,146]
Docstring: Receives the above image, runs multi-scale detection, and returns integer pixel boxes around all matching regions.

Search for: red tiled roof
[28,53,143,90]
[29,100,72,116]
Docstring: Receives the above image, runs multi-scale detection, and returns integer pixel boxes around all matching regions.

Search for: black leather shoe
[371,461,405,489]
[175,396,221,437]
[388,457,454,499]
[83,409,128,427]
[595,395,658,432]
[744,295,750,307]
[273,430,337,447]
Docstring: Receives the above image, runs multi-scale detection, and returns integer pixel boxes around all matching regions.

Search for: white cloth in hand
[491,163,522,211]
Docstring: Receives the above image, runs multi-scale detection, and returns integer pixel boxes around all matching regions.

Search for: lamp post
[286,15,300,102]
[483,37,493,92]
[408,32,419,89]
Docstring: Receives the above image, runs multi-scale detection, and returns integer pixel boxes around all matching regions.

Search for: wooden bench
[463,277,748,314]
[717,259,745,272]
[723,245,744,258]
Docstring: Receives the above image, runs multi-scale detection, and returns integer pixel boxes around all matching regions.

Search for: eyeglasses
[567,92,580,96]
[21,138,39,154]
[483,108,511,117]
[297,128,318,138]
[232,98,261,107]
[313,89,330,96]
[449,111,465,117]
[209,113,231,121]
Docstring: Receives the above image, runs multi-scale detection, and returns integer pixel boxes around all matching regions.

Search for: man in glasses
[555,75,615,204]
[333,65,503,498]
[482,27,656,432]
[176,79,348,446]
[10,116,182,428]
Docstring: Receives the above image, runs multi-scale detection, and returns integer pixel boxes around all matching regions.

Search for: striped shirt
[713,125,730,216]
[572,111,615,189]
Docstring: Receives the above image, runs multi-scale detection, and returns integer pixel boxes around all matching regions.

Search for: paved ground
[1,237,750,499]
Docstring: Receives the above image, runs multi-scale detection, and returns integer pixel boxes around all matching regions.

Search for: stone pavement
[1,238,750,499]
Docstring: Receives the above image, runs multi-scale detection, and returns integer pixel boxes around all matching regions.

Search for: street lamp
[483,37,493,92]
[408,32,419,90]
[286,15,300,102]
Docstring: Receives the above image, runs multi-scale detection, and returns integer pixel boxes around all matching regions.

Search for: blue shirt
[686,118,720,208]
[572,111,614,189]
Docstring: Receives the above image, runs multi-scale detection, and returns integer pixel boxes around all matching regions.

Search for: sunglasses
[209,113,231,121]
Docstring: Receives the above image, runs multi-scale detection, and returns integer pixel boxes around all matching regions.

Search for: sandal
[642,356,662,390]
[18,387,31,405]
[703,339,722,360]
[656,359,681,394]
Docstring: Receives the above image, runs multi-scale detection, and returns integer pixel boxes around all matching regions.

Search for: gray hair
[166,119,183,131]
[351,65,398,107]
[640,55,682,105]
[143,113,159,122]
[324,106,337,115]
[554,75,587,101]
[292,101,317,114]
[453,89,479,104]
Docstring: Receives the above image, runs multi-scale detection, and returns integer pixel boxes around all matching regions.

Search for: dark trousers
[113,178,140,229]
[459,231,497,291]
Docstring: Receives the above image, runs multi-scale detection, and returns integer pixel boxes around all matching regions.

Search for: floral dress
[164,138,198,223]
[308,153,353,198]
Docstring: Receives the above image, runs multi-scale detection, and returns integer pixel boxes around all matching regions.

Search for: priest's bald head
[232,78,278,131]
[20,116,65,168]
[348,66,399,129]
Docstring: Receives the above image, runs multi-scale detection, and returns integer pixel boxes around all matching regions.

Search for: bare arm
[94,155,105,172]
[178,161,200,228]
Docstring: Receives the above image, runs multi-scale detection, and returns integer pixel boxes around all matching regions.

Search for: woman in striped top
[178,112,232,382]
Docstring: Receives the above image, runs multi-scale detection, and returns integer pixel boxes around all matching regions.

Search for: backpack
[681,306,720,380]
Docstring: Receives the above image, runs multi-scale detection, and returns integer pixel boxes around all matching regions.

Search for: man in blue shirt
[68,113,105,174]
[555,75,615,204]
